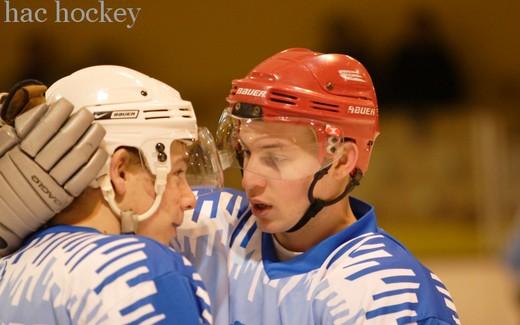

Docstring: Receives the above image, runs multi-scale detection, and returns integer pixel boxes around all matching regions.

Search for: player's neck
[274,197,357,252]
[49,188,121,235]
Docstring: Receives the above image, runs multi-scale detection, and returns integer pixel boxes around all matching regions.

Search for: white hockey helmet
[46,66,223,232]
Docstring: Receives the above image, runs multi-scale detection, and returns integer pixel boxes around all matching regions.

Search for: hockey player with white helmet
[174,48,460,324]
[0,66,218,324]
[46,65,223,237]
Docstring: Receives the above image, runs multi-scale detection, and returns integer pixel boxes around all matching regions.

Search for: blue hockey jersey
[0,225,212,324]
[174,188,459,325]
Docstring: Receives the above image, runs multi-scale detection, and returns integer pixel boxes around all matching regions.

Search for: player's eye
[261,153,286,170]
[172,168,187,176]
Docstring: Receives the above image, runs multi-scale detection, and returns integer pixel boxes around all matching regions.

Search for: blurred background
[1,0,519,323]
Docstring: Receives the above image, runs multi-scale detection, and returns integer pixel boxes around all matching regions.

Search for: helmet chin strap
[286,167,363,233]
[99,167,168,234]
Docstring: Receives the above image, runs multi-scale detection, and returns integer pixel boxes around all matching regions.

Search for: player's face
[135,141,196,244]
[240,123,321,233]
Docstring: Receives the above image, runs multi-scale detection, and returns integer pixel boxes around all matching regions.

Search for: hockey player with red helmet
[174,48,460,324]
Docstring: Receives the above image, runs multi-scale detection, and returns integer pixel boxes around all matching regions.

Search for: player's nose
[180,181,196,211]
[242,168,267,193]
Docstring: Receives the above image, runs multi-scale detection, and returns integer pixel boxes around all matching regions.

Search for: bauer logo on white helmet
[94,110,139,120]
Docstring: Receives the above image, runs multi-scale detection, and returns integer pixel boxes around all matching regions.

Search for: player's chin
[255,218,285,234]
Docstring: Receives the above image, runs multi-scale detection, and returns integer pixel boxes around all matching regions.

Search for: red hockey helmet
[225,48,379,174]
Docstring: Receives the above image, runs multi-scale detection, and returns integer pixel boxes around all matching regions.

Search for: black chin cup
[286,167,363,233]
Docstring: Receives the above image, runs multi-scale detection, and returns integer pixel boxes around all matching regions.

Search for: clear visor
[216,108,344,180]
[185,127,224,190]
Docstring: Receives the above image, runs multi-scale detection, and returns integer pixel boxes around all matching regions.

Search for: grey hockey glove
[0,98,108,256]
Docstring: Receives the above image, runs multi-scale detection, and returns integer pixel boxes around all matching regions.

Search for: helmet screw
[141,90,148,96]
[155,142,165,152]
[326,82,334,90]
[158,152,167,162]
[235,103,241,110]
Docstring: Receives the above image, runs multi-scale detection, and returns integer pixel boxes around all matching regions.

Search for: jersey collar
[262,197,378,279]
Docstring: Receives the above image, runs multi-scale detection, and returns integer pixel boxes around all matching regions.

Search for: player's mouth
[171,211,184,228]
[251,200,273,217]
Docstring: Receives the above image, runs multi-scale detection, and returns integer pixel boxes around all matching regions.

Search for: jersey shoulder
[3,228,197,288]
[321,230,459,324]
[1,227,210,324]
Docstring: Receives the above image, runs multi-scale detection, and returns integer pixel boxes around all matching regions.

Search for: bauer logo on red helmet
[348,105,376,116]
[236,88,267,97]
[338,69,366,83]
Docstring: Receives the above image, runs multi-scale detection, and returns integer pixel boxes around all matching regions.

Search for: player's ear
[109,148,132,197]
[330,141,358,180]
